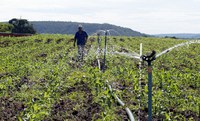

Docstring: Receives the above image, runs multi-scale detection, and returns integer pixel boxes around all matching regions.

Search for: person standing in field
[74,25,88,60]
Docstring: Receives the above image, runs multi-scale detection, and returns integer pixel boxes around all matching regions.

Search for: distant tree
[0,23,14,33]
[9,18,36,34]
[165,36,177,39]
[171,36,177,39]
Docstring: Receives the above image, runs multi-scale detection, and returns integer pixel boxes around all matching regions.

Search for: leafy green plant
[0,35,199,120]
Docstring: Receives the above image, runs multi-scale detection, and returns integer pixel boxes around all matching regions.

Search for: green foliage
[0,23,13,33]
[0,35,199,120]
[9,18,36,34]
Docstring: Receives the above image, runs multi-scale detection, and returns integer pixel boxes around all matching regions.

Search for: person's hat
[78,24,83,28]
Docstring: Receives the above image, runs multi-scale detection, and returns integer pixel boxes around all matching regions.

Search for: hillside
[0,35,199,120]
[155,33,200,39]
[31,21,146,36]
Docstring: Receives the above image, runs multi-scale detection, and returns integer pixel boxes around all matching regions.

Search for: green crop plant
[0,34,199,120]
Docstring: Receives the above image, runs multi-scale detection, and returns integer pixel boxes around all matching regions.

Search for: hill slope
[31,21,146,36]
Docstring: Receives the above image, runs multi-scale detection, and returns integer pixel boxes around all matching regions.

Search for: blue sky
[1,0,200,34]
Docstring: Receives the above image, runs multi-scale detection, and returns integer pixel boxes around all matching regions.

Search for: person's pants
[78,45,85,60]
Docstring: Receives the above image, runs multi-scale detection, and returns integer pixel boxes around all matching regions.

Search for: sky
[1,0,200,34]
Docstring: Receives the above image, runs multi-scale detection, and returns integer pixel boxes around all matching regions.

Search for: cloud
[1,0,200,34]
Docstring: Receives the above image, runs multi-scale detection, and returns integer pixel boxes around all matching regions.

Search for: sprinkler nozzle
[141,50,156,62]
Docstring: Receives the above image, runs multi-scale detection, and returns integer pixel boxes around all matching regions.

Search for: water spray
[141,50,156,121]
[156,40,200,58]
[113,51,140,60]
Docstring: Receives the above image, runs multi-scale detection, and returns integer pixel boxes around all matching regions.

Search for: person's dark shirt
[74,31,88,45]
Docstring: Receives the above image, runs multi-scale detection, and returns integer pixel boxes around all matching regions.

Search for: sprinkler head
[105,30,109,35]
[141,50,156,62]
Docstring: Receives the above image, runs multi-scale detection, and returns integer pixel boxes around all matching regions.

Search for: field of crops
[0,34,199,121]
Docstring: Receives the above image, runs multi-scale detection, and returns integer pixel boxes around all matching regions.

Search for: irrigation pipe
[107,82,135,121]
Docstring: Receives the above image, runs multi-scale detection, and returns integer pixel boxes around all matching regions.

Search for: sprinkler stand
[102,30,108,72]
[141,50,156,121]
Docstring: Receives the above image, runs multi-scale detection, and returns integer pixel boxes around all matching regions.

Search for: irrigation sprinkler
[102,30,108,72]
[94,30,136,121]
[141,50,156,121]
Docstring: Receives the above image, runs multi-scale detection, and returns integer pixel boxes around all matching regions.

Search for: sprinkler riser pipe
[103,31,108,72]
[148,62,152,121]
[97,34,101,48]
[141,50,156,121]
